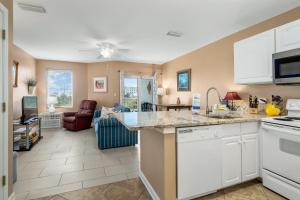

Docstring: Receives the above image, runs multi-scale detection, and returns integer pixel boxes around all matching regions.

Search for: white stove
[261,99,300,200]
[262,116,300,128]
[262,99,300,127]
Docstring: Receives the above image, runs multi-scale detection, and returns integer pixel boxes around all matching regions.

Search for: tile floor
[32,179,285,200]
[195,180,286,200]
[14,128,139,200]
[14,128,286,200]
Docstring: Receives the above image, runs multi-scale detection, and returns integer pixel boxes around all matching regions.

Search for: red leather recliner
[63,100,97,131]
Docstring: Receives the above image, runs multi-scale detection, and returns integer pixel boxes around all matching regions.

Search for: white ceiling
[14,0,300,64]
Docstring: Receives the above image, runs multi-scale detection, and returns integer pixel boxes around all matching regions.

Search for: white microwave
[273,48,300,85]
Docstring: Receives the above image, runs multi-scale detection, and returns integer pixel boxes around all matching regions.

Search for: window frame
[47,69,73,108]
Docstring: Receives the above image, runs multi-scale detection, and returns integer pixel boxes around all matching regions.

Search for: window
[47,70,73,107]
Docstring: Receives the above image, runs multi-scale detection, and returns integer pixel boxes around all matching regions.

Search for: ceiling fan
[79,42,129,59]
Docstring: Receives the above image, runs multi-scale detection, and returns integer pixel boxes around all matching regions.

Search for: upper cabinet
[234,18,300,85]
[234,30,275,84]
[276,19,300,53]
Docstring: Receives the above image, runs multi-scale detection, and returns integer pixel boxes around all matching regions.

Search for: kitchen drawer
[241,122,259,135]
[220,123,241,137]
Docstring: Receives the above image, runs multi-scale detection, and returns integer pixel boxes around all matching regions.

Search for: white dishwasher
[177,125,222,200]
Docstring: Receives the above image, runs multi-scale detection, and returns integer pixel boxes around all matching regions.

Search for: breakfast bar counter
[113,111,266,200]
[114,110,265,132]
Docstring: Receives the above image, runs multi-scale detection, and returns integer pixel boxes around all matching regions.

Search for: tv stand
[13,117,42,151]
[22,116,39,125]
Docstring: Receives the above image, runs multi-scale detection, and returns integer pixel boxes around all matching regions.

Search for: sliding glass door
[120,73,157,111]
[122,76,139,111]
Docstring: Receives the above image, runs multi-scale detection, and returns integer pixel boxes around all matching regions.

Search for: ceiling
[14,0,300,64]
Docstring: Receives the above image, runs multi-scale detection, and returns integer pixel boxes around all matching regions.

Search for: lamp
[157,88,166,96]
[224,92,241,111]
[48,96,58,113]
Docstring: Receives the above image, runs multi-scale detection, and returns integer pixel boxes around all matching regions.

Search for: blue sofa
[93,103,138,150]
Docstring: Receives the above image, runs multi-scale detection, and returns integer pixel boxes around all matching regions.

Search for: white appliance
[177,126,222,200]
[261,99,300,200]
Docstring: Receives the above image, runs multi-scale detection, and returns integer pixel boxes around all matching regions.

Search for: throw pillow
[101,107,114,119]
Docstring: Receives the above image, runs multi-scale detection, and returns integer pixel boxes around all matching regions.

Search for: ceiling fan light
[101,48,114,58]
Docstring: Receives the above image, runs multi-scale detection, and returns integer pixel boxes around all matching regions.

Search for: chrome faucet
[206,87,223,115]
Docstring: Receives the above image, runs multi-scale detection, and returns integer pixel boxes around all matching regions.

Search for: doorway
[120,74,157,111]
[0,3,9,200]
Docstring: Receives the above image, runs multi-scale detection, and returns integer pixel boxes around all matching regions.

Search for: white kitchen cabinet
[276,19,300,53]
[220,123,240,138]
[242,134,259,182]
[234,30,275,84]
[222,136,242,187]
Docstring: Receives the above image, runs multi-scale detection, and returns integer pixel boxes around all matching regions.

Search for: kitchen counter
[114,110,266,132]
[114,110,267,200]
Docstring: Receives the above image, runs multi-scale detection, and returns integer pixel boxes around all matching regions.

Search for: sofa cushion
[93,110,101,121]
[64,116,76,123]
[97,117,120,127]
[101,107,114,119]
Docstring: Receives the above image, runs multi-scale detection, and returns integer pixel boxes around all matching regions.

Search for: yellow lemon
[265,103,281,116]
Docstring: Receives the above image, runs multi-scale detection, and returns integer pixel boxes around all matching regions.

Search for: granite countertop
[113,110,268,131]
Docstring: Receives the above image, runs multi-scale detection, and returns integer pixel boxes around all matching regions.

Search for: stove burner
[273,117,294,121]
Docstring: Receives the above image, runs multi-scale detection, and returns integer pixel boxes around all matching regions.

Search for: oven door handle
[262,123,300,137]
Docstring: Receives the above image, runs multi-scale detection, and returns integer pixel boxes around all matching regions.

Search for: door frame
[0,3,9,200]
[120,74,157,111]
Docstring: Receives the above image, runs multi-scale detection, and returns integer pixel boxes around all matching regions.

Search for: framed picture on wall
[177,69,191,91]
[94,77,107,92]
[12,61,19,88]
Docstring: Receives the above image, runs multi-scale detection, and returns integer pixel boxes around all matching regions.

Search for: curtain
[119,71,125,105]
[152,72,158,106]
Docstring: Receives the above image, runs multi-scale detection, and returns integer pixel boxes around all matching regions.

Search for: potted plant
[27,79,37,95]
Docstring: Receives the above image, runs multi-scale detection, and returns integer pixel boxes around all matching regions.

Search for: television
[21,96,38,124]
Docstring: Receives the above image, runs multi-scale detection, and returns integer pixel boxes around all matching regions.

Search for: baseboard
[8,192,15,200]
[139,170,160,200]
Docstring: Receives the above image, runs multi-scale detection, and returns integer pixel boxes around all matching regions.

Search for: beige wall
[12,45,36,119]
[162,6,300,108]
[87,61,161,107]
[36,60,88,113]
[34,60,161,112]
